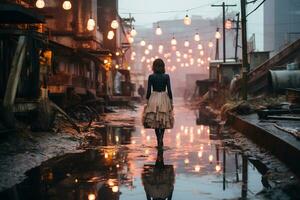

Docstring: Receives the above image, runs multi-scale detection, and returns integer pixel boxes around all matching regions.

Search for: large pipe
[268,70,300,93]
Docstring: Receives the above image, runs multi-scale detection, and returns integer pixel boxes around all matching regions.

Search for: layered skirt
[142,92,174,129]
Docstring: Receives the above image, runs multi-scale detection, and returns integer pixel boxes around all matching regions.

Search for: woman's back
[146,73,173,100]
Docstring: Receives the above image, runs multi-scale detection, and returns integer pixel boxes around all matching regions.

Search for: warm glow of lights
[36,0,45,8]
[225,19,232,29]
[208,42,214,48]
[180,63,184,67]
[131,140,136,144]
[195,165,201,172]
[156,25,162,35]
[216,164,221,172]
[147,44,153,50]
[198,151,203,158]
[88,194,96,200]
[197,129,201,134]
[194,33,200,41]
[127,66,131,70]
[112,186,119,193]
[151,57,155,62]
[140,40,146,46]
[115,64,119,69]
[131,52,136,56]
[108,179,115,186]
[184,158,189,164]
[62,1,72,10]
[130,27,137,37]
[116,164,120,168]
[107,30,114,39]
[185,63,189,67]
[197,58,201,63]
[183,54,188,59]
[116,51,120,56]
[176,51,181,57]
[146,135,151,141]
[188,49,193,54]
[171,37,177,45]
[184,40,190,47]
[104,153,108,158]
[200,50,204,56]
[128,36,134,43]
[201,60,205,65]
[158,45,164,50]
[87,18,96,31]
[111,20,119,29]
[215,31,221,39]
[104,59,108,64]
[115,136,119,142]
[75,178,78,183]
[197,44,203,50]
[207,57,211,61]
[184,14,191,25]
[176,58,181,62]
[145,49,150,55]
[209,155,213,162]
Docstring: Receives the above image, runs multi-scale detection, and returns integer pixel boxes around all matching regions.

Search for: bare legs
[155,128,165,147]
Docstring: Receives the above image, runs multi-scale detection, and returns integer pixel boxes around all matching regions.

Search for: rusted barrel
[268,70,300,92]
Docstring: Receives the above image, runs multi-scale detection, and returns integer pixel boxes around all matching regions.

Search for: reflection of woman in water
[142,149,175,200]
[142,58,174,147]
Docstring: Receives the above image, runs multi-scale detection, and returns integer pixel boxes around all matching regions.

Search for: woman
[142,58,174,147]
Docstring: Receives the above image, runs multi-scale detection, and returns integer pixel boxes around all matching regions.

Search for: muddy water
[0,100,264,200]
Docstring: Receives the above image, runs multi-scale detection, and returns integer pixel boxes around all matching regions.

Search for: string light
[36,0,45,8]
[87,18,96,31]
[208,42,214,48]
[147,44,153,50]
[155,23,162,35]
[62,1,72,10]
[130,27,137,37]
[194,32,200,41]
[140,40,146,46]
[145,49,150,55]
[128,36,134,43]
[197,44,203,50]
[171,36,177,45]
[184,40,189,47]
[107,30,114,40]
[111,20,119,29]
[183,14,191,25]
[215,30,221,39]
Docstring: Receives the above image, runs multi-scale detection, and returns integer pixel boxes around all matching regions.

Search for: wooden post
[241,0,249,100]
[3,36,27,107]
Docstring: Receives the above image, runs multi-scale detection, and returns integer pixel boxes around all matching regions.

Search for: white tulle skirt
[142,92,174,129]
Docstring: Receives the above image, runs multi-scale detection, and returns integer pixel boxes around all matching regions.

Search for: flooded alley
[2,99,297,200]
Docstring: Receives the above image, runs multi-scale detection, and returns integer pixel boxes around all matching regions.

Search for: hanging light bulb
[158,45,164,50]
[128,36,134,43]
[188,49,193,54]
[194,33,200,41]
[197,44,203,50]
[107,30,114,40]
[130,27,137,37]
[184,40,189,47]
[171,36,177,46]
[87,18,96,31]
[215,30,221,39]
[145,49,150,55]
[147,44,153,50]
[208,41,214,48]
[36,0,45,8]
[111,20,119,29]
[62,1,72,10]
[184,14,191,25]
[140,40,146,46]
[155,24,162,35]
[200,50,204,56]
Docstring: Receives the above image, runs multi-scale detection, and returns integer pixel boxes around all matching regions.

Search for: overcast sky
[119,0,264,50]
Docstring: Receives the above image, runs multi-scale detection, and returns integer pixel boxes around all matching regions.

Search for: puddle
[0,104,264,200]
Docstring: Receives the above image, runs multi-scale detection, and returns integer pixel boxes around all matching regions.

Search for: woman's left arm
[166,75,173,101]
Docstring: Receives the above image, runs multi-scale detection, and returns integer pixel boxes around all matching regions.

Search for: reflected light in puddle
[180,125,184,131]
[131,140,136,144]
[197,129,201,135]
[88,194,96,200]
[146,135,151,141]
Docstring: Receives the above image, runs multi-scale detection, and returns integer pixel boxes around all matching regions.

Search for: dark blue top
[146,73,173,100]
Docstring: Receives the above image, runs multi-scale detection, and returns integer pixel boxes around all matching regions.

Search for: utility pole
[211,2,237,63]
[241,0,249,100]
[235,13,240,62]
[215,27,220,60]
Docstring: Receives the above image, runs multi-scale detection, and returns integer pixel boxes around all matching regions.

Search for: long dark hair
[152,58,165,74]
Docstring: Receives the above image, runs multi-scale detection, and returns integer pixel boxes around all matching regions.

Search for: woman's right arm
[146,75,152,100]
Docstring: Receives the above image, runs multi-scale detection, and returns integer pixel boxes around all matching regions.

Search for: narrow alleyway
[0,99,298,200]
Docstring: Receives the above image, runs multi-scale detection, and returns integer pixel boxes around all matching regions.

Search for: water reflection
[0,104,264,200]
[142,149,175,200]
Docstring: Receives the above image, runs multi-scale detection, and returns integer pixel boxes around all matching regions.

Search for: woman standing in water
[142,58,174,147]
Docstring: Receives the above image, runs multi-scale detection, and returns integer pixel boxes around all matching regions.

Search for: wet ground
[0,99,299,200]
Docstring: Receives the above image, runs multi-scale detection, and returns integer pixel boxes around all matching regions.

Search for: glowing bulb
[140,40,146,46]
[36,0,45,8]
[128,36,134,43]
[115,64,119,69]
[184,14,191,25]
[158,45,164,50]
[62,1,72,10]
[171,37,177,45]
[87,18,96,31]
[197,44,203,50]
[88,194,96,200]
[184,40,189,47]
[200,50,204,56]
[184,158,189,164]
[112,186,119,193]
[147,44,153,50]
[215,31,221,39]
[216,164,221,172]
[183,54,188,59]
[188,49,193,54]
[194,33,200,41]
[209,155,213,162]
[155,26,162,35]
[111,20,119,29]
[208,42,214,48]
[130,27,137,37]
[198,151,202,158]
[207,57,211,61]
[107,30,114,40]
[195,165,201,172]
[127,66,131,70]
